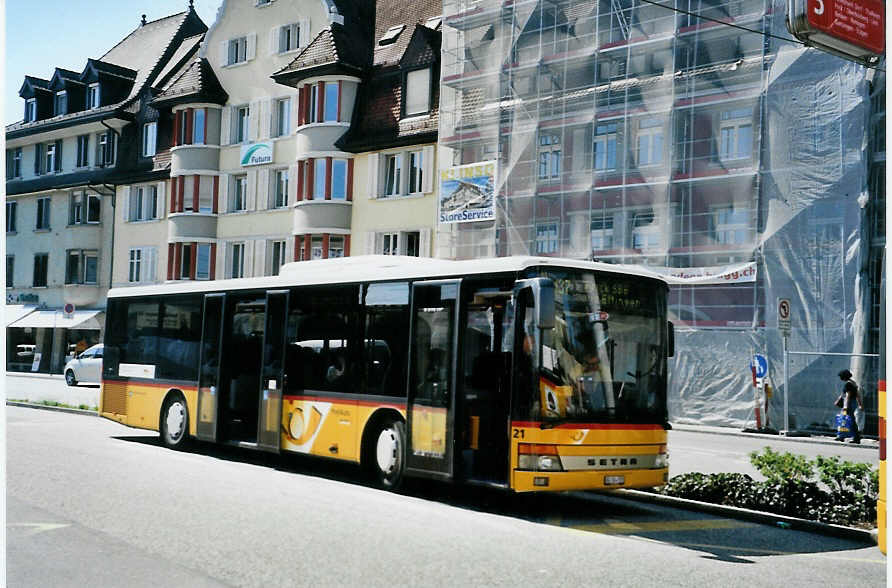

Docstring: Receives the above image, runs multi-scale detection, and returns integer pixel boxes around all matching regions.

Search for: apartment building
[438,0,882,430]
[5,7,208,373]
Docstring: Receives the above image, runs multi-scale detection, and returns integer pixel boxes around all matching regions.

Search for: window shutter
[220,107,231,145]
[422,146,435,193]
[260,98,272,139]
[244,240,256,276]
[247,33,257,61]
[54,140,62,172]
[420,228,432,258]
[366,231,377,255]
[300,19,310,48]
[288,164,299,206]
[257,168,270,209]
[367,153,379,199]
[215,242,225,279]
[250,100,261,142]
[289,92,299,133]
[147,247,158,283]
[156,181,166,219]
[247,170,257,210]
[256,239,268,276]
[34,144,43,175]
[220,40,229,66]
[219,174,230,212]
[121,186,131,222]
[269,26,279,56]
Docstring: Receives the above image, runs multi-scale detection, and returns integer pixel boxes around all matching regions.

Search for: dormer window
[379,25,405,46]
[24,99,36,122]
[87,84,100,109]
[55,91,67,116]
[404,68,431,117]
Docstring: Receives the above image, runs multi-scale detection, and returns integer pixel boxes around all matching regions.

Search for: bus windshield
[517,269,668,425]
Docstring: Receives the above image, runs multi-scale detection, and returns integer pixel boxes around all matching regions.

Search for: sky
[5,0,223,125]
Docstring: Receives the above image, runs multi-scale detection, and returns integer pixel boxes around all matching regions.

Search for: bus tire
[371,419,406,490]
[160,393,190,450]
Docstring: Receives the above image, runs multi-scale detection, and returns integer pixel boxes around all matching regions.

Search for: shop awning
[5,305,38,326]
[8,309,103,330]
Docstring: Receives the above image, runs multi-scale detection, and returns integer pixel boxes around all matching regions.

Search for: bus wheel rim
[166,401,186,441]
[376,428,398,474]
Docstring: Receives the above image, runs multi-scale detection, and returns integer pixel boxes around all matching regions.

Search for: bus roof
[107,255,668,299]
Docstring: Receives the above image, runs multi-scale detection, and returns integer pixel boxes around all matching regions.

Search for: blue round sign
[751,354,768,378]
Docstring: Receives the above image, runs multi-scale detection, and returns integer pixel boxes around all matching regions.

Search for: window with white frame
[328,235,345,258]
[128,247,157,283]
[142,122,157,157]
[594,122,618,171]
[36,198,51,230]
[408,151,423,194]
[229,242,245,278]
[45,142,58,173]
[719,108,752,161]
[76,135,89,167]
[25,99,36,122]
[196,243,212,280]
[271,169,289,208]
[6,148,22,178]
[538,132,561,180]
[274,98,290,137]
[310,236,323,260]
[268,240,286,276]
[279,23,300,53]
[180,243,194,280]
[313,159,326,199]
[96,131,116,167]
[404,232,420,257]
[65,249,98,285]
[324,82,339,122]
[590,215,615,250]
[128,185,158,222]
[227,36,248,65]
[331,159,348,200]
[193,108,206,144]
[381,233,399,255]
[234,105,250,143]
[55,91,67,116]
[631,210,661,250]
[712,205,751,245]
[535,221,559,254]
[405,68,431,116]
[230,175,247,211]
[87,84,100,109]
[637,118,663,166]
[308,84,319,123]
[383,154,402,196]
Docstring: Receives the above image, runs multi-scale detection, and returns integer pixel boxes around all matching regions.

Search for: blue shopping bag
[835,413,855,438]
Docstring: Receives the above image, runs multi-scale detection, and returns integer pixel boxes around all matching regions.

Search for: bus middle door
[257,290,289,452]
[406,280,461,479]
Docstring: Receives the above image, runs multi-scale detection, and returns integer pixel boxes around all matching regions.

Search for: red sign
[807,0,885,54]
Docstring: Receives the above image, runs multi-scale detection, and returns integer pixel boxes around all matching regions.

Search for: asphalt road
[6,406,886,587]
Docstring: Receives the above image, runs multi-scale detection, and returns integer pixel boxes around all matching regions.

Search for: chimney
[141,14,147,26]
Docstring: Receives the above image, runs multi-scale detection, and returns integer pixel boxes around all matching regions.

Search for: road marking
[659,540,886,564]
[568,518,753,535]
[8,522,70,536]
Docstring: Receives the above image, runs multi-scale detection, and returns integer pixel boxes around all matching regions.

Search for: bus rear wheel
[372,420,406,490]
[160,394,189,450]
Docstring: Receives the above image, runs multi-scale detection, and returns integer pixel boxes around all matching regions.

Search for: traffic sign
[63,302,75,318]
[778,298,791,335]
[752,354,768,379]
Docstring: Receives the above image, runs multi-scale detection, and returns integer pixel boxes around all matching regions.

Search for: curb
[612,488,878,544]
[671,423,879,451]
[7,400,99,417]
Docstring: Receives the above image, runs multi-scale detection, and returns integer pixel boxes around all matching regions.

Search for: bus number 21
[512,428,525,439]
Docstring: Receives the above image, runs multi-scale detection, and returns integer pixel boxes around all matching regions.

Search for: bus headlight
[518,444,564,471]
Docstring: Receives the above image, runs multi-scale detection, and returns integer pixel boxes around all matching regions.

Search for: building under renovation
[436,0,884,432]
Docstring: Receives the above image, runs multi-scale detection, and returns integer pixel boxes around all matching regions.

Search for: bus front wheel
[160,394,190,450]
[373,420,406,490]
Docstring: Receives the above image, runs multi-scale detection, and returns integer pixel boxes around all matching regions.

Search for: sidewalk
[672,422,879,451]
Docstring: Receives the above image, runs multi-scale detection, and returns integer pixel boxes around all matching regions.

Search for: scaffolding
[437,0,877,430]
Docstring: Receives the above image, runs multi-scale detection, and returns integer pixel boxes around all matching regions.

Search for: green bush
[659,448,878,528]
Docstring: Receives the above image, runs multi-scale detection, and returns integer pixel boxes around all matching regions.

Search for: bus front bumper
[512,468,669,493]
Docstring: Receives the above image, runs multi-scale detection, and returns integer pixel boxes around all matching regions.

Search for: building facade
[437,0,883,431]
[6,7,208,373]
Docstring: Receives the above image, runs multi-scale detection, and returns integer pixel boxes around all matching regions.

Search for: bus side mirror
[667,321,675,357]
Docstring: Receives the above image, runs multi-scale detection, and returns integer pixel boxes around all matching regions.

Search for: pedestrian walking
[834,369,863,444]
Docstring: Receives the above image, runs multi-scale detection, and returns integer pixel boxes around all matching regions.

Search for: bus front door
[257,290,288,452]
[406,280,460,479]
[197,293,225,442]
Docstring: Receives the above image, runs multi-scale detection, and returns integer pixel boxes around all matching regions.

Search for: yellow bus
[100,255,672,491]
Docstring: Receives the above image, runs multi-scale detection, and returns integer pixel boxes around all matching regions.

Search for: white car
[64,344,103,386]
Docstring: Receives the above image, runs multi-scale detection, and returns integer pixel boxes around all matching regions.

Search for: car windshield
[517,269,667,424]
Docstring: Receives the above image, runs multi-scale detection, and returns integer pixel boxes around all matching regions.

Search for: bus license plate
[604,475,625,486]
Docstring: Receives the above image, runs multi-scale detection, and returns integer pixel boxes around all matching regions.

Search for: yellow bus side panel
[100,381,198,437]
[281,398,359,461]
